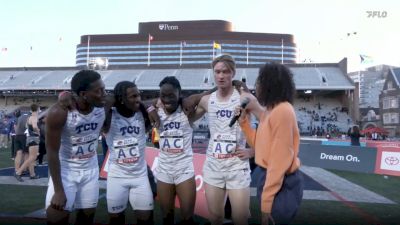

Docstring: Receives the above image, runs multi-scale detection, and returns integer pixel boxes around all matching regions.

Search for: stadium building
[75,20,297,69]
[0,58,358,136]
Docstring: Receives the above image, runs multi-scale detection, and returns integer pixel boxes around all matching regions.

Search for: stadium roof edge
[0,66,77,71]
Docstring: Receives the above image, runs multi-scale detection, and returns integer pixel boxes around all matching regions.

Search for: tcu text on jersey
[216,110,233,119]
[163,121,181,131]
[75,123,99,134]
[120,125,140,135]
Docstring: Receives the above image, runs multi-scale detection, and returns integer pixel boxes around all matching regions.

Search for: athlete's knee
[75,208,96,225]
[46,207,69,225]
[208,210,224,225]
[162,212,174,225]
[177,217,197,225]
[108,212,125,225]
[137,217,154,225]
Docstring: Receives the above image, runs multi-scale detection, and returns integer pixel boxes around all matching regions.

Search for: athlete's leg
[46,207,70,225]
[131,176,154,225]
[108,211,125,225]
[107,177,129,225]
[135,210,154,225]
[227,188,250,225]
[205,183,226,225]
[75,208,96,225]
[176,176,196,222]
[157,180,176,225]
[16,145,38,176]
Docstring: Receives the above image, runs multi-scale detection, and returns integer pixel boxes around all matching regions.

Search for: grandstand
[0,58,356,136]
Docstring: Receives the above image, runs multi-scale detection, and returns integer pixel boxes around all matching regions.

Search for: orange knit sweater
[240,102,300,213]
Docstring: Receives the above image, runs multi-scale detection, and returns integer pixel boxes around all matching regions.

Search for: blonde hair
[212,54,236,75]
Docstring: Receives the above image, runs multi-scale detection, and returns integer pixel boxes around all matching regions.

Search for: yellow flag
[213,42,221,49]
[152,127,160,143]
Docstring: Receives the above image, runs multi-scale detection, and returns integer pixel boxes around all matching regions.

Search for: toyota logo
[384,156,399,166]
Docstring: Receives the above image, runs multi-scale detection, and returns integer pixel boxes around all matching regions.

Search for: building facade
[76,20,297,69]
[379,68,400,137]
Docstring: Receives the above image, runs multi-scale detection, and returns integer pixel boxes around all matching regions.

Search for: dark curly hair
[113,81,150,128]
[255,62,295,108]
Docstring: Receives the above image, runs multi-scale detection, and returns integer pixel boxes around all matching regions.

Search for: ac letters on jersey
[70,133,98,160]
[160,130,184,153]
[212,133,237,159]
[113,137,140,164]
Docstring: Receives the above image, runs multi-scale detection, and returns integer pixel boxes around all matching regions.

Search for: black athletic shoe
[30,175,40,179]
[14,173,24,182]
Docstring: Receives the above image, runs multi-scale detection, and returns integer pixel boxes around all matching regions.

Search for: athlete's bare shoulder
[46,103,68,127]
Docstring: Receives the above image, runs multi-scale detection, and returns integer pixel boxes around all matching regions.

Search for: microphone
[229,97,250,127]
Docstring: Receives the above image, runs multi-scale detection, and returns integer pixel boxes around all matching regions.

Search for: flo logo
[384,156,399,166]
[366,11,387,18]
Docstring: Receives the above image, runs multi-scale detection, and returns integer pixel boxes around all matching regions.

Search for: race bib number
[211,133,237,158]
[113,137,140,164]
[159,130,184,154]
[70,134,98,160]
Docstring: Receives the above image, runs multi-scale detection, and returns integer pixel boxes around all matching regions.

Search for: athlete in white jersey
[154,76,217,225]
[103,81,154,225]
[193,55,254,225]
[45,70,106,225]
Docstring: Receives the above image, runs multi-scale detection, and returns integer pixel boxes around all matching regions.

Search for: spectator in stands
[15,104,40,180]
[348,126,362,146]
[238,62,303,224]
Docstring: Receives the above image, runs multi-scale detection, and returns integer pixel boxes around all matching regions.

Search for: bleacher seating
[294,97,352,136]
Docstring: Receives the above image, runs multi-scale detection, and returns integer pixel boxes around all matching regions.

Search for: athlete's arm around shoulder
[240,92,264,120]
[45,103,68,210]
[188,94,210,123]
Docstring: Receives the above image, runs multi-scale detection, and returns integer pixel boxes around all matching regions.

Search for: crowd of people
[3,55,305,225]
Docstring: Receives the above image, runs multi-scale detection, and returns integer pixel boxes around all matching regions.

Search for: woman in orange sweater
[238,63,303,225]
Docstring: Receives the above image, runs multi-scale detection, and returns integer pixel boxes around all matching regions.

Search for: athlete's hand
[181,96,199,115]
[235,148,254,159]
[58,91,75,111]
[234,106,247,123]
[262,212,275,225]
[148,109,160,128]
[50,191,67,211]
[232,80,250,93]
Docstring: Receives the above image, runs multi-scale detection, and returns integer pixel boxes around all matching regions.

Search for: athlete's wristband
[147,105,156,113]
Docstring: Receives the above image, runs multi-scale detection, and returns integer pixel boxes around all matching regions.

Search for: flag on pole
[360,54,373,64]
[86,36,91,68]
[281,38,284,64]
[213,42,221,49]
[179,41,186,66]
[246,40,249,65]
[148,34,153,66]
[213,41,222,59]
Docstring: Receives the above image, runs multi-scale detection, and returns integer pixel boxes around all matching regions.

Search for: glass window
[383,113,390,124]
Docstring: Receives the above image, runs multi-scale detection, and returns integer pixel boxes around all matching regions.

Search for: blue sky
[0,0,399,72]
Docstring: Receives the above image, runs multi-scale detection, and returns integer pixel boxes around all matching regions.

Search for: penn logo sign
[159,24,179,31]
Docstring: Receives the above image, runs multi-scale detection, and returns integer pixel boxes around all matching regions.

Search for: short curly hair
[255,62,295,108]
